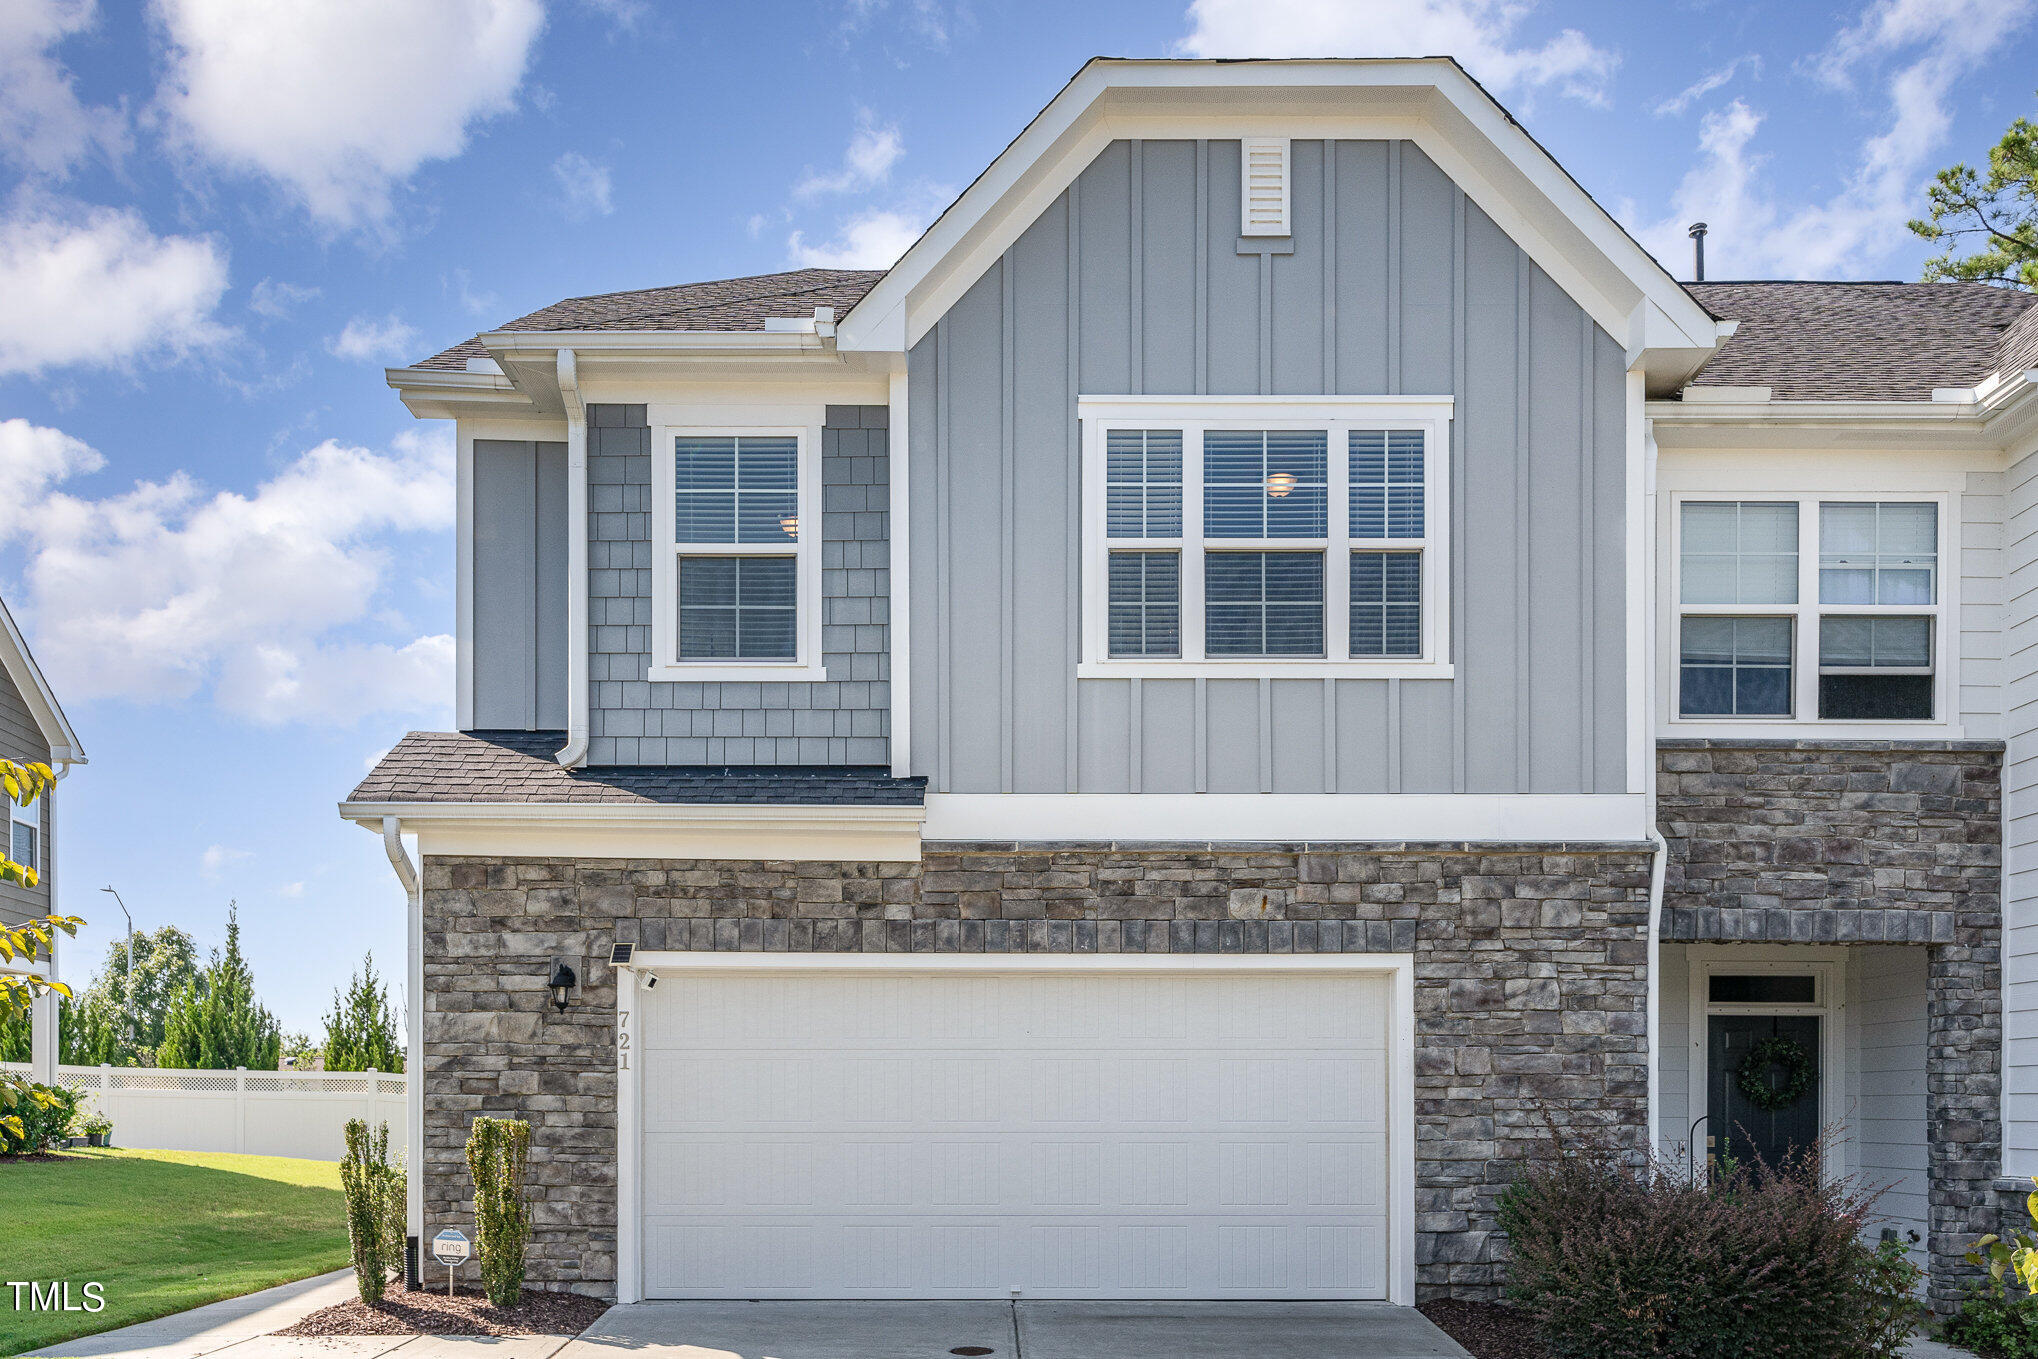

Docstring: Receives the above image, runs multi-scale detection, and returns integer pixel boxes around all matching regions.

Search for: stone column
[1928,939,2001,1310]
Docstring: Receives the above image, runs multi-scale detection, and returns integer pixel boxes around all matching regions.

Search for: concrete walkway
[554,1299,1470,1358]
[17,1272,579,1359]
[21,1281,1978,1359]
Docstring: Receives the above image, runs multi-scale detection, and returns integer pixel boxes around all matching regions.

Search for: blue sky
[4,0,2034,1034]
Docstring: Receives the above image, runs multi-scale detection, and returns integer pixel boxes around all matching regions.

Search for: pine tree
[157,906,284,1070]
[321,953,404,1073]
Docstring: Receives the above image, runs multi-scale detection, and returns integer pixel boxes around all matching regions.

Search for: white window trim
[647,416,826,683]
[1665,489,1957,737]
[8,789,37,875]
[1078,395,1454,679]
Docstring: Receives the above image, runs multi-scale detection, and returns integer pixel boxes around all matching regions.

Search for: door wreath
[1735,1034,1816,1111]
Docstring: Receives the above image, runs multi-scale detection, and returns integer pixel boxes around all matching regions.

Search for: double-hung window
[1674,495,1944,725]
[648,416,824,682]
[8,789,36,877]
[1081,397,1452,676]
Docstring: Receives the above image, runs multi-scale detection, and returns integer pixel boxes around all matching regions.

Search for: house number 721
[617,1010,631,1071]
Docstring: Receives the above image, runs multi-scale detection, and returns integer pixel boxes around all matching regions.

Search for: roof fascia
[339,799,926,831]
[836,58,1717,378]
[1646,382,2038,455]
[0,598,83,765]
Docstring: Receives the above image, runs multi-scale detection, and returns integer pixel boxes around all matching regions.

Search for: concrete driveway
[555,1300,1471,1358]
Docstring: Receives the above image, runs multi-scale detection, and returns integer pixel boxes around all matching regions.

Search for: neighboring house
[343,58,2038,1308]
[0,594,86,1084]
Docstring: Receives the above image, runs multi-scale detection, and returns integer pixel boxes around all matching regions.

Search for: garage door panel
[647,1052,1387,1132]
[638,970,1395,1299]
[643,1217,1391,1298]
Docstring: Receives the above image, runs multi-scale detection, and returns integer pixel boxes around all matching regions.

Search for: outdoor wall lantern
[547,959,578,1013]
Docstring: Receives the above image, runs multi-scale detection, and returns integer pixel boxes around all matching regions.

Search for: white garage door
[637,966,1396,1299]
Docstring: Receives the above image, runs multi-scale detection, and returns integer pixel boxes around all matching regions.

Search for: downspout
[382,815,424,1283]
[1640,409,1668,1161]
[555,348,590,768]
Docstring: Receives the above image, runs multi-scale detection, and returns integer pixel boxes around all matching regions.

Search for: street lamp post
[99,886,134,1057]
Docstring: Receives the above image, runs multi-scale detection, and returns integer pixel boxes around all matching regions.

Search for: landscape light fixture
[547,959,578,1013]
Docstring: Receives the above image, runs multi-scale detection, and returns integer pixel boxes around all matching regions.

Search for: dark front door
[1706,1013,1821,1173]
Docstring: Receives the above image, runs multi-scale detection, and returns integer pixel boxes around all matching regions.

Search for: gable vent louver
[1241,137,1291,237]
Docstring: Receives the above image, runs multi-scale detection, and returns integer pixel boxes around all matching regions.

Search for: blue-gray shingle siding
[585,403,891,765]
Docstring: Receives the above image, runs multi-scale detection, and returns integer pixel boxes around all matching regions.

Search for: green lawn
[0,1148,349,1355]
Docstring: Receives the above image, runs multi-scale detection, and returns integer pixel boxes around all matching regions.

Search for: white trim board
[0,595,82,765]
[611,949,1418,1307]
[920,792,1650,842]
[341,800,926,863]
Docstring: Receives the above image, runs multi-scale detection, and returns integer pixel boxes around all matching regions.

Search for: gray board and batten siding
[907,137,1629,796]
[468,407,892,764]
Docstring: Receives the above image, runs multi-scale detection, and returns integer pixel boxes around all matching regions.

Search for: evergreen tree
[157,906,283,1070]
[321,953,404,1072]
[1912,102,2038,289]
[57,925,200,1066]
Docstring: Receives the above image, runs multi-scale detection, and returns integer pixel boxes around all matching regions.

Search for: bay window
[1080,396,1453,677]
[1674,495,1943,724]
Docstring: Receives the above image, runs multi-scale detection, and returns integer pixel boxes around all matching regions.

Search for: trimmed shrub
[466,1116,532,1308]
[0,1081,79,1155]
[339,1119,400,1303]
[1497,1139,1920,1359]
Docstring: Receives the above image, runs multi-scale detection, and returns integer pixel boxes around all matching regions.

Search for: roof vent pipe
[1688,222,1708,282]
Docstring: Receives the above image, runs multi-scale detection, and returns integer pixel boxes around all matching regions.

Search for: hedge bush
[0,1081,78,1155]
[1497,1140,1923,1359]
[466,1116,532,1308]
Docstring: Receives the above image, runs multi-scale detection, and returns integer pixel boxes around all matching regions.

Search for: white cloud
[0,419,103,542]
[3,423,456,725]
[249,277,319,321]
[0,199,231,377]
[551,150,614,219]
[1176,0,1617,106]
[795,111,905,198]
[278,881,305,898]
[152,0,545,228]
[327,314,420,363]
[577,0,647,34]
[1650,55,1760,118]
[201,843,251,878]
[788,207,927,269]
[0,0,127,176]
[1630,0,2035,278]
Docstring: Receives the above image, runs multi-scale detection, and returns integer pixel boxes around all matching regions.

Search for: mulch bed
[278,1283,609,1337]
[1418,1300,1548,1359]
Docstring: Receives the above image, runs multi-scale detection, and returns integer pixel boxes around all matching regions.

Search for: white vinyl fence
[4,1062,406,1162]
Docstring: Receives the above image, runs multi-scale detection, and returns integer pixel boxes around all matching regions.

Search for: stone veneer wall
[1657,738,2002,1310]
[420,843,1652,1300]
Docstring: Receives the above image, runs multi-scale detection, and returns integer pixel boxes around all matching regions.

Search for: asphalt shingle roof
[1686,281,2038,401]
[411,268,888,371]
[350,730,925,806]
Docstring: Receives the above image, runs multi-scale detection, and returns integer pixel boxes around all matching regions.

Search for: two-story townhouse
[0,593,87,1084]
[344,58,2037,1310]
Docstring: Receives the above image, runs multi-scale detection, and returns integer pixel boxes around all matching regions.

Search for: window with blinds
[651,424,819,679]
[1083,399,1452,673]
[1674,496,1943,724]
